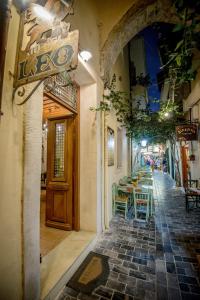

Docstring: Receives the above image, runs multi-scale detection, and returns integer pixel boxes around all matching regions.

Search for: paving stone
[94,286,113,299]
[181,292,200,300]
[63,287,79,298]
[112,291,134,300]
[125,285,136,297]
[129,269,146,280]
[112,247,127,254]
[58,172,200,300]
[108,271,119,280]
[106,279,125,293]
[103,249,118,258]
[118,273,136,285]
[118,254,132,262]
[156,271,167,285]
[179,283,190,292]
[112,265,129,275]
[178,275,198,285]
[157,284,168,300]
[138,265,155,274]
[166,262,176,274]
[168,287,181,300]
[59,295,71,300]
[123,260,138,270]
[132,257,147,265]
[145,291,156,300]
[78,293,100,300]
[190,284,200,294]
[109,258,123,266]
[156,259,166,272]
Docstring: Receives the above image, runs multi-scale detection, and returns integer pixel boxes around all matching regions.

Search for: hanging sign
[176,124,198,141]
[14,0,79,88]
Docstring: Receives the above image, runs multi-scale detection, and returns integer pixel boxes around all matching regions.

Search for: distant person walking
[162,157,167,173]
[150,158,155,172]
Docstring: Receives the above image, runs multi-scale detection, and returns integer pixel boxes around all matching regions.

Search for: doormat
[67,251,110,294]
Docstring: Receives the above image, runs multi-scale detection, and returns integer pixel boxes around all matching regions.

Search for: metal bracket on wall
[12,80,44,106]
[12,71,74,106]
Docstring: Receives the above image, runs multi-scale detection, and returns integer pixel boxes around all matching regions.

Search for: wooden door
[46,117,74,230]
[181,146,188,187]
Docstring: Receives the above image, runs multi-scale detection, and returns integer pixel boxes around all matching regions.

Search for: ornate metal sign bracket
[12,70,77,111]
[12,79,44,106]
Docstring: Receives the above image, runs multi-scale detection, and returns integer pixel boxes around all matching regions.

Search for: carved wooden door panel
[46,117,74,230]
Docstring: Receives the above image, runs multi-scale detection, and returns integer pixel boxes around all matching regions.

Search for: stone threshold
[41,231,97,300]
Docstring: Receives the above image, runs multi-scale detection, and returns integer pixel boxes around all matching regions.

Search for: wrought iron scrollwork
[13,80,44,106]
[44,71,78,111]
[12,71,78,111]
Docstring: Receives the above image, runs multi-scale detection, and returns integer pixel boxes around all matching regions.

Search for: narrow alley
[1,2,200,300]
[59,171,200,300]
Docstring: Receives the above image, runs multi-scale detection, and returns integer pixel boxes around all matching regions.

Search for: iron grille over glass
[54,123,65,178]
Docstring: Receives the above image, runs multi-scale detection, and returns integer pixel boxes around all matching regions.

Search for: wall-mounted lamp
[141,140,147,147]
[79,50,92,62]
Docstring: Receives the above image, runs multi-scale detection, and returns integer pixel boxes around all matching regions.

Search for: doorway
[40,93,79,257]
[181,145,189,186]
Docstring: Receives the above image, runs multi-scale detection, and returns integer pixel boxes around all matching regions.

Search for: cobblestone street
[60,171,200,300]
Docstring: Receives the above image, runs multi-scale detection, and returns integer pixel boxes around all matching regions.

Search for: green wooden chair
[112,183,129,218]
[134,191,150,222]
[140,187,154,216]
[139,178,153,186]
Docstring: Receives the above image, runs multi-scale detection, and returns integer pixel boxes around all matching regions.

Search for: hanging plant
[161,0,200,86]
[90,74,183,144]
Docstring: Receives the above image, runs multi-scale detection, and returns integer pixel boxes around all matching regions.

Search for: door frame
[181,145,189,187]
[44,88,80,231]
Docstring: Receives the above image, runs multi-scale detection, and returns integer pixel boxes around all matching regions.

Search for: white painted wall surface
[0,6,23,300]
[23,83,43,300]
[79,83,98,232]
[105,47,131,225]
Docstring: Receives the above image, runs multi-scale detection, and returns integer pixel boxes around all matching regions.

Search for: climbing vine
[90,75,183,143]
[91,0,200,144]
[162,0,200,85]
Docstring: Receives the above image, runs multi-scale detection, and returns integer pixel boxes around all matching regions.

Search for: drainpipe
[0,0,12,119]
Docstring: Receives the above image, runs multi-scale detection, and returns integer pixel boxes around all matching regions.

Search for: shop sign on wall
[14,0,79,87]
[176,124,198,141]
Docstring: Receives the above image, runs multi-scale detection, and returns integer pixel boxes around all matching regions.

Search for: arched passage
[100,0,177,84]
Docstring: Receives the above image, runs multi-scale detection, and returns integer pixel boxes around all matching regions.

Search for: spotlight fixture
[79,50,92,62]
[33,4,54,22]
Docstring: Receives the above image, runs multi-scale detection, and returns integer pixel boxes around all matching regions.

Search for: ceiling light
[33,4,54,22]
[79,50,92,62]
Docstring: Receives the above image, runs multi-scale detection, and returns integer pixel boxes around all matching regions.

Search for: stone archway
[100,0,177,84]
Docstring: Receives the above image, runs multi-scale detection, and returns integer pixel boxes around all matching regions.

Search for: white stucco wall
[105,46,131,225]
[0,6,23,300]
[23,82,43,300]
[0,1,133,297]
[187,141,200,180]
[79,83,99,232]
[183,66,200,182]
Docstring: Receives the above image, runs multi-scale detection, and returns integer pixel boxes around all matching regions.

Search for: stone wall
[100,0,177,84]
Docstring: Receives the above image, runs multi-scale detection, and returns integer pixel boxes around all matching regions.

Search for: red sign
[176,124,198,141]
